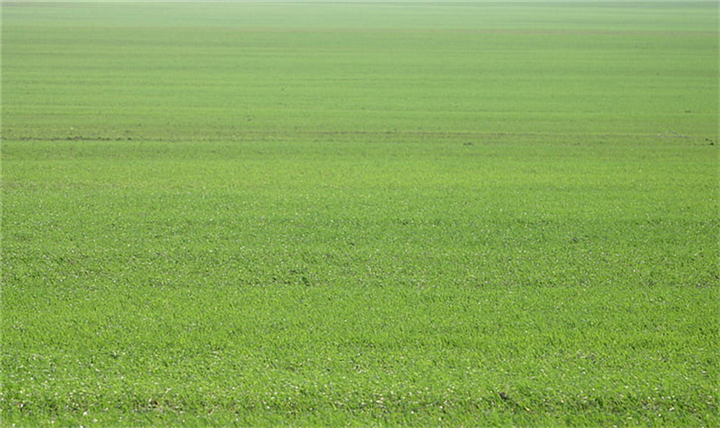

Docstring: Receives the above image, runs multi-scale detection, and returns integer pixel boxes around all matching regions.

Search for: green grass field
[1,2,718,427]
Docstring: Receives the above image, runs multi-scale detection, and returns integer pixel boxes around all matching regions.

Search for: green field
[1,2,718,427]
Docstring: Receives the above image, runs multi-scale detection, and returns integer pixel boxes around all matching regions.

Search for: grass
[1,1,719,427]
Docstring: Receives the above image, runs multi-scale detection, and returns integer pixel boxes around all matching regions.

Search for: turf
[1,2,719,427]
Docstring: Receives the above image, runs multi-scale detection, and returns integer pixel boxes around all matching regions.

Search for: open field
[1,2,718,427]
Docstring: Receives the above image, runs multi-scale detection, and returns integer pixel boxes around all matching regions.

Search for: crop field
[1,1,718,427]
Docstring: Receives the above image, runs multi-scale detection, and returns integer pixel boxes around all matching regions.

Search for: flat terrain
[1,2,718,427]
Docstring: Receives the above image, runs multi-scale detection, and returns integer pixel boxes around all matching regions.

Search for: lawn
[1,2,718,427]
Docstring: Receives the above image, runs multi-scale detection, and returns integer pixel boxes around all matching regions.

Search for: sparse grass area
[1,2,718,427]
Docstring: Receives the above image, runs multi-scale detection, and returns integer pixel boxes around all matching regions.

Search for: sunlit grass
[1,2,718,427]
